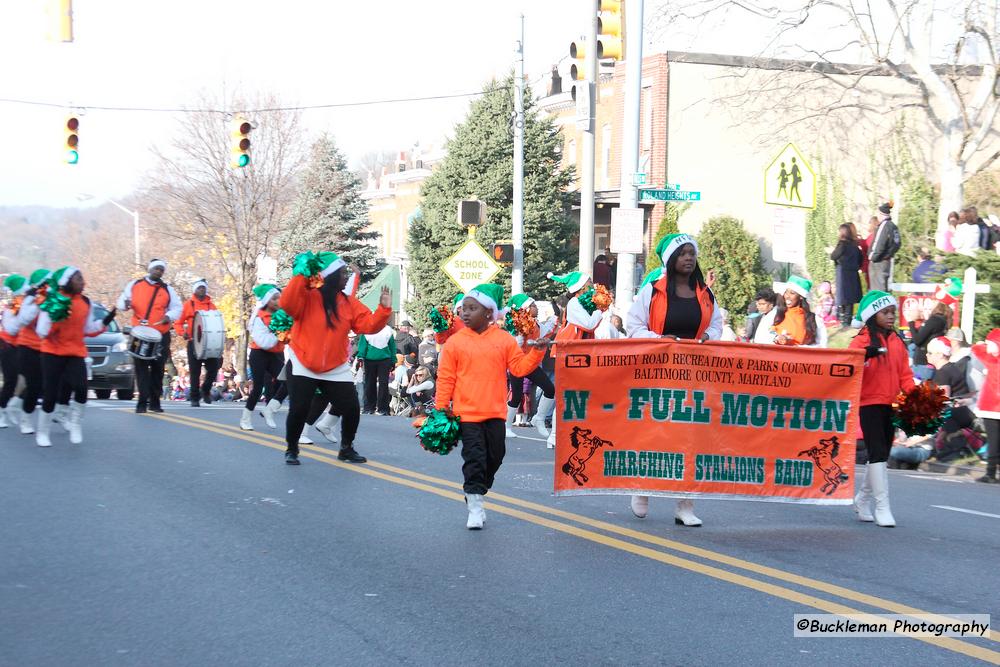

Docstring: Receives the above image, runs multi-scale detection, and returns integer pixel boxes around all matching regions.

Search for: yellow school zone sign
[764,143,816,209]
[441,235,502,294]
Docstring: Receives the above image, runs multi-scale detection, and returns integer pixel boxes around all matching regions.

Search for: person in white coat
[752,275,828,348]
[625,233,723,527]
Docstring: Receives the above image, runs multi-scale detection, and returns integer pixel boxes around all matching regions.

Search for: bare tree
[140,91,306,374]
[352,149,397,186]
[653,0,1000,243]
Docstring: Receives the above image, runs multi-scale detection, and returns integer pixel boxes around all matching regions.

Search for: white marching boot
[531,396,555,438]
[56,404,71,433]
[465,493,485,530]
[35,411,52,447]
[259,399,279,429]
[869,462,896,527]
[0,405,7,428]
[20,410,35,435]
[505,406,517,438]
[674,499,702,527]
[67,403,84,444]
[7,396,23,429]
[546,415,556,449]
[298,428,314,445]
[239,408,254,431]
[854,464,874,522]
[630,495,649,519]
[315,412,340,443]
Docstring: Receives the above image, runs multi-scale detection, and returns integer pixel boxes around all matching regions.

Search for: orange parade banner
[553,339,865,504]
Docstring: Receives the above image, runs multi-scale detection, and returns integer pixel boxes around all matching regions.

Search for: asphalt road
[2,401,999,666]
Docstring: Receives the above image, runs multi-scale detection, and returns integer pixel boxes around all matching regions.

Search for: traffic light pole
[615,0,643,311]
[578,0,599,276]
[512,14,525,295]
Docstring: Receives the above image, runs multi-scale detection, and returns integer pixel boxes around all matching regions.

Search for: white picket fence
[891,267,992,343]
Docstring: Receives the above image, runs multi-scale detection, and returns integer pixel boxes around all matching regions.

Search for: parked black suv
[87,303,135,400]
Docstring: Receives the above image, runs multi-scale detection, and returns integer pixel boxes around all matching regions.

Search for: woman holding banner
[625,233,723,527]
[753,276,828,348]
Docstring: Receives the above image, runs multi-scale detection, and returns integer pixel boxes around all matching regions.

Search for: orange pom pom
[592,284,613,311]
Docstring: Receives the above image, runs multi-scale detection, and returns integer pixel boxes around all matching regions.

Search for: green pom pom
[39,291,72,323]
[268,308,293,333]
[502,310,517,335]
[417,409,461,455]
[292,251,322,278]
[428,307,449,333]
[577,287,598,315]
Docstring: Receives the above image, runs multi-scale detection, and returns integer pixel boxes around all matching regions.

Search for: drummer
[117,259,182,413]
[174,278,222,408]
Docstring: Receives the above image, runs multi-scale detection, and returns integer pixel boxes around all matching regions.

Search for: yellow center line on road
[143,411,1000,663]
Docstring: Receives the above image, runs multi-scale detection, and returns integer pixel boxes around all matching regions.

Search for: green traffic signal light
[66,149,79,164]
[237,154,249,168]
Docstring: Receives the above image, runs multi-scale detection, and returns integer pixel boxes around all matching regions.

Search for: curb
[919,459,987,478]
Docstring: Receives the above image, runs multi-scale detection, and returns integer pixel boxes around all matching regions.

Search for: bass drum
[193,310,225,360]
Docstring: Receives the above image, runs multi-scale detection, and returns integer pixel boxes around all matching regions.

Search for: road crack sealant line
[142,411,1000,663]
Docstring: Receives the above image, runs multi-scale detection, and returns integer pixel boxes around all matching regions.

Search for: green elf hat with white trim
[506,293,535,311]
[452,292,465,313]
[3,274,27,295]
[252,283,280,310]
[29,269,50,287]
[547,270,590,294]
[640,267,664,288]
[655,233,698,267]
[853,290,897,328]
[317,251,346,278]
[50,266,81,288]
[784,275,812,300]
[466,283,504,320]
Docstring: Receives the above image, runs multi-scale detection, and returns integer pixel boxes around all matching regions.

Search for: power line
[0,91,485,114]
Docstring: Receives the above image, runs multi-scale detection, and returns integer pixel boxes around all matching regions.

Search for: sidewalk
[919,458,988,478]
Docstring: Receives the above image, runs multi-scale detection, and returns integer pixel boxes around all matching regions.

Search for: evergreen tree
[697,216,769,320]
[805,165,844,286]
[279,135,382,283]
[406,76,575,325]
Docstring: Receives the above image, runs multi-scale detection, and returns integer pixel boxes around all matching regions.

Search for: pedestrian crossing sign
[764,143,815,210]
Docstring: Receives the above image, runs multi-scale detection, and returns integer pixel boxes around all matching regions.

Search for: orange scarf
[771,306,807,345]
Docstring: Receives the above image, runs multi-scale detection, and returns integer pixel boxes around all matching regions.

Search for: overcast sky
[0,0,970,208]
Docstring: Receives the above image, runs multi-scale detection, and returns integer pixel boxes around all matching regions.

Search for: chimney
[549,66,562,96]
[397,151,407,173]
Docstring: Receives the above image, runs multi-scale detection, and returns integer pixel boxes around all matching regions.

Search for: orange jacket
[435,317,465,345]
[117,278,182,334]
[15,295,43,351]
[174,295,217,337]
[249,308,285,353]
[849,327,915,406]
[37,293,105,357]
[279,274,390,374]
[435,325,545,422]
[647,277,716,339]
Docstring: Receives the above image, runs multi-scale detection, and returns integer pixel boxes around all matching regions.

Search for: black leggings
[860,404,894,464]
[0,343,19,408]
[135,332,169,407]
[41,354,87,413]
[460,419,506,495]
[285,374,359,454]
[17,347,42,415]
[507,367,555,408]
[363,358,392,414]
[246,349,285,411]
[186,341,221,402]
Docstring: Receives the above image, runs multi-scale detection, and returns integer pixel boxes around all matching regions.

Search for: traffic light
[230,115,251,168]
[64,115,79,165]
[569,36,586,101]
[492,241,514,265]
[598,0,624,61]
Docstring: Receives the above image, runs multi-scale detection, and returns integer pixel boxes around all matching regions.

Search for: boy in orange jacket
[849,291,915,527]
[435,284,548,529]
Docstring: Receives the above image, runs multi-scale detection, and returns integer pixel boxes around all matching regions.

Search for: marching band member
[753,275,828,348]
[34,267,115,446]
[626,233,723,527]
[174,278,222,407]
[0,274,28,428]
[241,284,287,431]
[9,269,52,434]
[549,271,602,342]
[278,251,392,465]
[503,293,556,439]
[434,284,547,529]
[117,259,182,413]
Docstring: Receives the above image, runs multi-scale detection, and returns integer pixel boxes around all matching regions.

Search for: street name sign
[639,189,701,202]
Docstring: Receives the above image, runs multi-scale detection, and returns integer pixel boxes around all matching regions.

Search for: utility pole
[512,14,525,295]
[615,0,643,310]
[578,0,599,275]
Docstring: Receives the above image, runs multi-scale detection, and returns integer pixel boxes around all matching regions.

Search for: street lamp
[77,194,141,268]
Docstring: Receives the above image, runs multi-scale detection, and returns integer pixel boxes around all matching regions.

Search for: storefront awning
[359,264,401,313]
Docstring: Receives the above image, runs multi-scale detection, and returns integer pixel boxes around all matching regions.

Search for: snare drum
[193,310,225,360]
[128,325,164,361]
